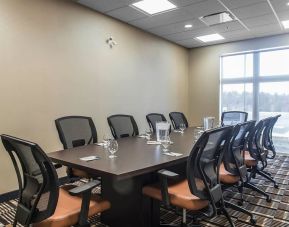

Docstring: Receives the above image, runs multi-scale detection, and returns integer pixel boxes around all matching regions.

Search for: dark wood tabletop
[49,127,197,180]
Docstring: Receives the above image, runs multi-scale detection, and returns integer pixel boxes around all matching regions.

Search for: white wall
[0,0,189,193]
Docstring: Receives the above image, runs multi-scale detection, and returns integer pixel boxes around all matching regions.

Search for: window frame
[220,46,289,121]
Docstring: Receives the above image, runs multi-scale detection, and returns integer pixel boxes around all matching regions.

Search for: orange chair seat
[243,151,257,166]
[219,163,239,184]
[143,179,209,211]
[33,186,110,227]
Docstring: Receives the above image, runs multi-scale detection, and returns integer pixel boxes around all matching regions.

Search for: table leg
[101,174,159,227]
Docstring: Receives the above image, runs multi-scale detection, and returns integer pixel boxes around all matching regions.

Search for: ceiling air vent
[200,11,235,26]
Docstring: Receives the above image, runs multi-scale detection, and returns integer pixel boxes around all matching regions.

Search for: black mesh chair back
[247,118,272,165]
[55,116,97,149]
[146,113,168,133]
[107,114,139,139]
[221,111,248,126]
[186,126,232,213]
[1,134,59,226]
[246,120,263,161]
[169,112,189,130]
[223,121,256,179]
[263,115,281,159]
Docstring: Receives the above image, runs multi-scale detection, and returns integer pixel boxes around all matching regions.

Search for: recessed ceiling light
[184,24,193,28]
[282,20,289,29]
[195,33,225,42]
[131,0,177,15]
[287,2,289,6]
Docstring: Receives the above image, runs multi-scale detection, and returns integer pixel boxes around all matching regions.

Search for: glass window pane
[260,49,289,76]
[259,82,289,153]
[222,54,253,78]
[221,83,253,119]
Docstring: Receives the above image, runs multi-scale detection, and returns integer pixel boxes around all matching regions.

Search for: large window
[220,48,289,153]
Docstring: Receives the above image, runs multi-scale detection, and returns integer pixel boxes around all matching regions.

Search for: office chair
[220,121,272,225]
[55,116,98,180]
[1,134,110,227]
[169,112,189,130]
[221,111,248,126]
[107,114,139,139]
[244,117,279,188]
[146,113,171,133]
[263,115,281,159]
[143,126,234,227]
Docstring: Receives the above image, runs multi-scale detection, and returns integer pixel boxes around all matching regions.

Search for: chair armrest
[68,180,101,226]
[158,169,179,179]
[157,169,179,208]
[69,180,100,196]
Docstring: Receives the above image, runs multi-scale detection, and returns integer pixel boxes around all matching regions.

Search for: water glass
[103,133,110,147]
[194,128,203,142]
[160,136,171,153]
[145,128,152,140]
[179,123,186,133]
[108,139,118,158]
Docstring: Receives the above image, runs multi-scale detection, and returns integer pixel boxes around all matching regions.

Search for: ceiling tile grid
[76,0,289,48]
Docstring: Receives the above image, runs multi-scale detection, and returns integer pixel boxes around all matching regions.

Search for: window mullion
[253,52,260,121]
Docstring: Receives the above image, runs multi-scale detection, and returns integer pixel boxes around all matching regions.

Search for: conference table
[48,127,198,227]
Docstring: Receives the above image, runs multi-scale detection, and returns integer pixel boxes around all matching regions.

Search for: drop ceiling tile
[107,6,146,22]
[211,20,245,33]
[77,0,136,13]
[170,0,206,7]
[184,0,226,19]
[251,23,282,34]
[129,8,194,30]
[252,30,285,39]
[75,0,289,48]
[174,38,201,48]
[270,0,289,12]
[225,34,253,43]
[165,27,215,41]
[242,14,278,28]
[231,2,273,19]
[148,19,205,36]
[277,10,289,20]
[219,0,267,10]
[221,29,251,38]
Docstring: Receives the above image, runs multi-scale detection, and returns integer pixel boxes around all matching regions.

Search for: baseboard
[0,190,19,203]
[0,177,69,203]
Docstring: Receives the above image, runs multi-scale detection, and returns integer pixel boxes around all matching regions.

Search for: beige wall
[0,0,189,193]
[188,33,289,126]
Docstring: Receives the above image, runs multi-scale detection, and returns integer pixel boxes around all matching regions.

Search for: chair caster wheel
[266,197,272,202]
[238,201,243,206]
[250,217,257,225]
[274,184,279,189]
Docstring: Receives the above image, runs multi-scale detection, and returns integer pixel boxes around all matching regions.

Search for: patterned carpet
[1,155,289,227]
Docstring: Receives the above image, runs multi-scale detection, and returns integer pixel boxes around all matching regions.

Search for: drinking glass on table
[145,128,152,140]
[108,139,118,158]
[103,133,110,147]
[160,135,171,153]
[179,123,186,133]
[194,128,203,142]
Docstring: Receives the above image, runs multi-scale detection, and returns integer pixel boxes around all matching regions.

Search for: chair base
[248,166,278,188]
[257,169,278,188]
[245,182,271,202]
[225,201,256,225]
[220,207,235,227]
